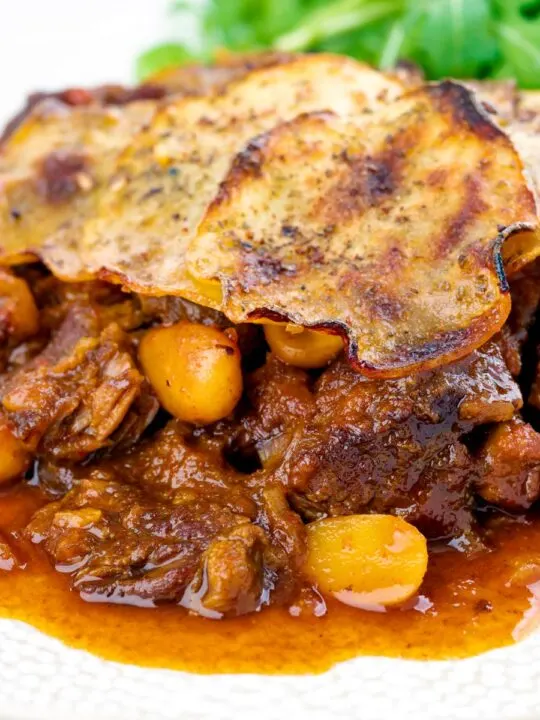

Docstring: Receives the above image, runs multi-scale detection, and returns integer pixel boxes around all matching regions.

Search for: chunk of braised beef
[108,421,258,515]
[199,523,267,615]
[193,485,305,615]
[475,417,540,510]
[27,478,253,606]
[31,275,144,334]
[32,459,90,498]
[107,387,159,453]
[0,305,156,459]
[267,341,522,538]
[231,354,315,468]
[256,485,307,603]
[137,295,228,328]
[27,425,307,616]
[498,260,540,377]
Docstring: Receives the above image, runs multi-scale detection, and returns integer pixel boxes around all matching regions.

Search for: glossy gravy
[0,484,539,674]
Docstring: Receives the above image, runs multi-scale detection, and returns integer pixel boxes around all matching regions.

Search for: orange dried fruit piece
[264,323,343,368]
[305,514,428,608]
[0,416,30,485]
[139,321,243,425]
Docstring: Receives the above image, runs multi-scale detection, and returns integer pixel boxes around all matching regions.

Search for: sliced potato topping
[305,514,428,608]
[0,99,155,274]
[502,91,540,275]
[0,58,537,377]
[472,85,540,276]
[190,83,536,376]
[0,54,405,290]
[76,54,404,298]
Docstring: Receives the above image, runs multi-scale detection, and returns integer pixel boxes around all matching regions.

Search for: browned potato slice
[444,82,540,279]
[76,54,405,298]
[0,55,406,295]
[0,98,155,275]
[189,83,536,377]
[501,91,540,276]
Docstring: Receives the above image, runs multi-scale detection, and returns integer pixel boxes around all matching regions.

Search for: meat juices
[0,264,534,618]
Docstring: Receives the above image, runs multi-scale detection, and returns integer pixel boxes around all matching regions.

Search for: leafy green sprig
[137,0,540,87]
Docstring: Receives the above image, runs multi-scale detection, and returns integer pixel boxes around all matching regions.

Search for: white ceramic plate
[0,3,539,718]
[1,619,540,720]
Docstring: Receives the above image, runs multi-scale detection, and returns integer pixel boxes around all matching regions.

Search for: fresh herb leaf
[378,19,408,69]
[136,42,197,80]
[404,0,500,79]
[520,0,540,20]
[491,1,540,87]
[315,15,402,67]
[137,0,540,88]
[274,0,400,52]
[497,17,540,87]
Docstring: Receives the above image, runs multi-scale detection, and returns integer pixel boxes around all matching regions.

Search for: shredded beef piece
[192,485,306,615]
[0,305,157,459]
[28,422,305,615]
[200,523,268,615]
[31,275,144,334]
[32,459,87,498]
[256,485,307,603]
[137,295,228,328]
[108,422,258,514]
[475,417,540,509]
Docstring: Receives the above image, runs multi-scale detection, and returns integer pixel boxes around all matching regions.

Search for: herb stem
[497,22,540,66]
[378,18,406,68]
[274,0,400,52]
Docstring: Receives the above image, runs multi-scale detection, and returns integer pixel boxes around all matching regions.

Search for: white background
[0,0,176,123]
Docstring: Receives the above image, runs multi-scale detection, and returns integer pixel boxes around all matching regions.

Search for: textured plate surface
[1,619,540,720]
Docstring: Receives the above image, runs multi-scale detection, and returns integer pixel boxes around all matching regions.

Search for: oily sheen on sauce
[0,484,539,674]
